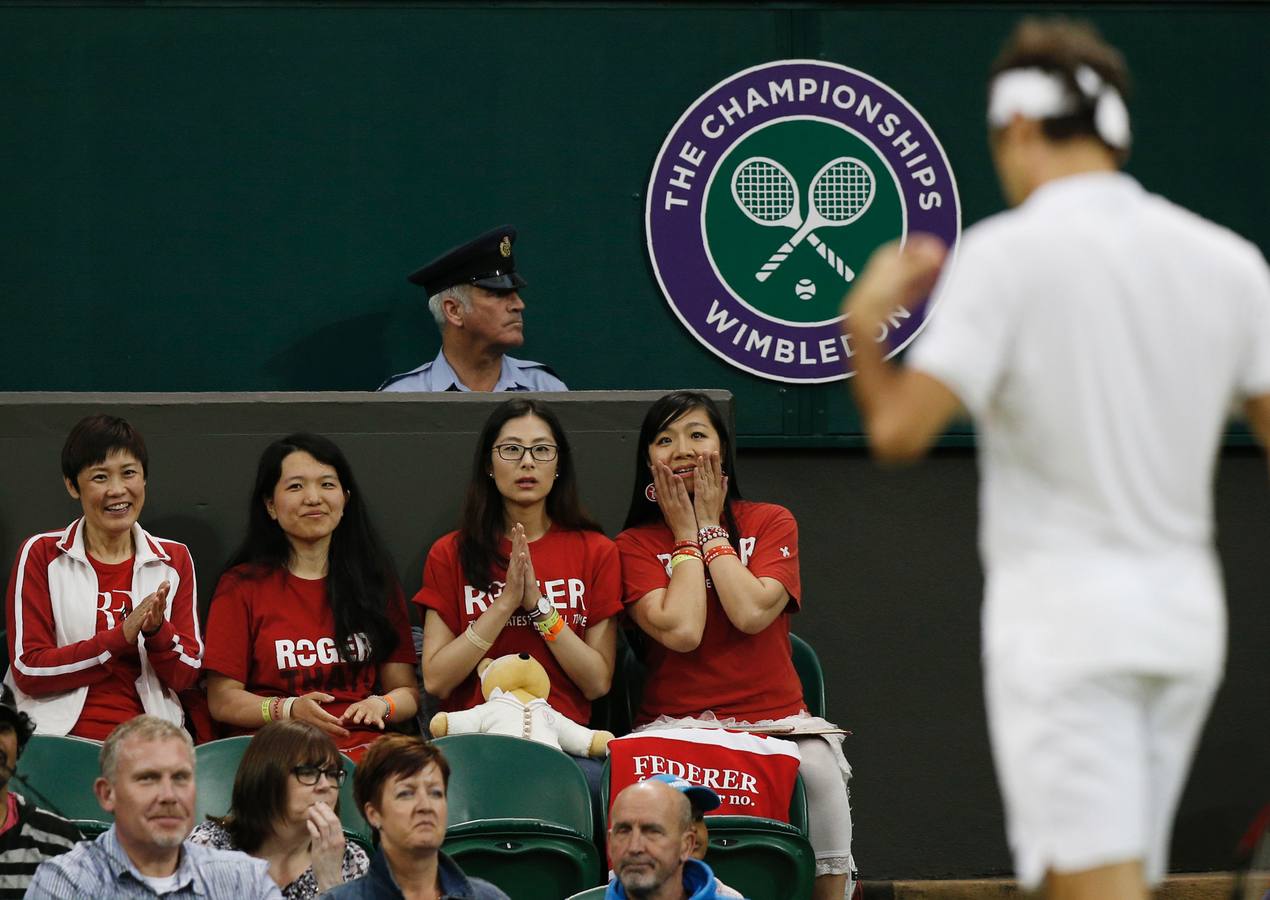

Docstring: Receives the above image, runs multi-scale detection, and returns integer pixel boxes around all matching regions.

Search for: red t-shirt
[70,556,145,740]
[616,500,804,724]
[413,527,622,725]
[203,566,417,753]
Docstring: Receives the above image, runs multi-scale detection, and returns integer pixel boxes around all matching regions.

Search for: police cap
[407,225,528,295]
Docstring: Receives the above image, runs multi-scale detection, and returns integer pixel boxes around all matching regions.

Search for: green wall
[3,2,1266,441]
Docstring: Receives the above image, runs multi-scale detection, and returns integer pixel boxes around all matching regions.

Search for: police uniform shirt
[378,348,567,392]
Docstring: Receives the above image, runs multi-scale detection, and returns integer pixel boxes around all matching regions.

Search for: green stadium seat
[790,633,826,720]
[434,734,601,900]
[705,823,815,900]
[15,734,109,832]
[193,735,252,825]
[337,753,373,852]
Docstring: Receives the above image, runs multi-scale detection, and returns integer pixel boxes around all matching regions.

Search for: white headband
[988,65,1131,150]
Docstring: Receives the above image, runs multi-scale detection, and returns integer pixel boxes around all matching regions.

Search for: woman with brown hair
[322,735,507,899]
[188,720,368,898]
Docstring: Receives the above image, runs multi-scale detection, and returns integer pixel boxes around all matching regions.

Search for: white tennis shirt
[909,171,1270,674]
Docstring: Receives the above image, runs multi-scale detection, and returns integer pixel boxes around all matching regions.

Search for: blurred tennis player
[841,18,1270,900]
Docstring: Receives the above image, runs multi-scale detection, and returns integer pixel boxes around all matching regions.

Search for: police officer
[379,226,567,392]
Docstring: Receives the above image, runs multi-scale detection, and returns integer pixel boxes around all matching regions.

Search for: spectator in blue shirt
[25,715,282,899]
[379,225,567,393]
[607,778,730,900]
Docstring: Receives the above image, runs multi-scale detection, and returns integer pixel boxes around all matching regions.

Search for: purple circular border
[646,59,960,382]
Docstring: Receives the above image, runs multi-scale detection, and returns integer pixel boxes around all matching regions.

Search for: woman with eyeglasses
[416,399,620,770]
[204,433,419,761]
[189,720,368,898]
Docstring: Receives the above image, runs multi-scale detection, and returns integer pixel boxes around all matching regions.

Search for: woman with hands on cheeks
[616,391,857,900]
[189,720,368,898]
[416,399,621,787]
[204,433,418,761]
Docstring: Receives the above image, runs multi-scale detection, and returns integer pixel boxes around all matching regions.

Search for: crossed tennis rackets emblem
[731,156,876,285]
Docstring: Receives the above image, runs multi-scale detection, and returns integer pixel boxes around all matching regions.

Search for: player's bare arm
[841,235,962,462]
[1245,394,1270,478]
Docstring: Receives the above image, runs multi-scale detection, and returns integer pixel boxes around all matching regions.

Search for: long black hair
[459,399,602,592]
[622,391,743,546]
[220,433,399,665]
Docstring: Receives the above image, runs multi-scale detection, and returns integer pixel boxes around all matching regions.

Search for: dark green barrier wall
[2,2,1266,440]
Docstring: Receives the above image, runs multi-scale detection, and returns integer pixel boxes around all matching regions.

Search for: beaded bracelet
[378,694,396,722]
[698,525,729,545]
[704,543,739,566]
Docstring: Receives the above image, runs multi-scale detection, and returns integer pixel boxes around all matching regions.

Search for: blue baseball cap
[644,773,722,814]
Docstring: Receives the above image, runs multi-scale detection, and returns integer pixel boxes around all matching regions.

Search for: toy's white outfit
[441,687,601,757]
[909,171,1270,887]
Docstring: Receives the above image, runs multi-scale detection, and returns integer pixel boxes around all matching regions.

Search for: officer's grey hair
[99,715,194,782]
[428,282,474,329]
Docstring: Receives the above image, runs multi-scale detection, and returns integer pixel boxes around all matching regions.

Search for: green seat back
[705,826,815,900]
[433,734,601,899]
[193,736,252,825]
[16,735,108,826]
[442,833,601,900]
[790,632,826,719]
[433,734,594,838]
[337,753,373,852]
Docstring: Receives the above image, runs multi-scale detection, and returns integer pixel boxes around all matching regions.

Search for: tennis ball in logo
[795,278,816,301]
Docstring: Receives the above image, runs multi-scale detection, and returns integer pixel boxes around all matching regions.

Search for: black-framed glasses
[492,443,558,462]
[292,764,346,786]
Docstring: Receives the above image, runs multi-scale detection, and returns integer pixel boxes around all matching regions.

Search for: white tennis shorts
[985,658,1219,889]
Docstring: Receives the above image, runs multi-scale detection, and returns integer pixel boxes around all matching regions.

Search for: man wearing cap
[378,225,568,392]
[840,17,1270,900]
[0,685,82,898]
[642,774,744,899]
[606,777,734,900]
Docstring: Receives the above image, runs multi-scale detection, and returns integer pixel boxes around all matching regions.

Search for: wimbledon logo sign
[646,60,960,383]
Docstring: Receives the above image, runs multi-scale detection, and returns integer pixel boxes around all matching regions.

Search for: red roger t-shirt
[413,527,622,725]
[616,500,805,724]
[71,555,145,740]
[204,566,417,752]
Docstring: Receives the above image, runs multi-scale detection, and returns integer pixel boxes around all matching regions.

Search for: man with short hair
[0,685,81,898]
[26,715,282,899]
[606,778,728,900]
[841,16,1270,900]
[378,225,567,392]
